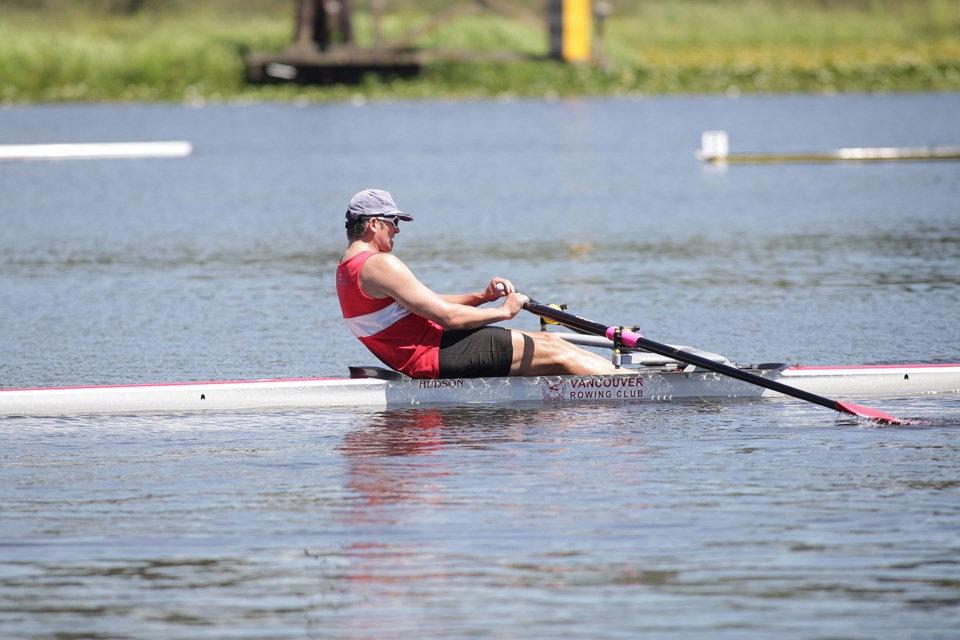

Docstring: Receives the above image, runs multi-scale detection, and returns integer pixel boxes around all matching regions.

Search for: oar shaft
[612,327,839,412]
[523,300,608,336]
[522,299,901,423]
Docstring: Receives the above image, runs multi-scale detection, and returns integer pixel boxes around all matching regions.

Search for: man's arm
[361,253,525,330]
[440,278,515,307]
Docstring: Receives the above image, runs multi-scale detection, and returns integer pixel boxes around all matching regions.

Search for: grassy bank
[1,0,958,104]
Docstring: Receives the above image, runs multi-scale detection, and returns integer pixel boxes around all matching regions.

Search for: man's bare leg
[508,330,621,376]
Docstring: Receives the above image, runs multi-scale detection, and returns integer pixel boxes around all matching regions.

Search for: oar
[522,298,904,425]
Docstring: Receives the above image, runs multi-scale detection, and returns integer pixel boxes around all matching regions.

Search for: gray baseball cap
[345,189,414,221]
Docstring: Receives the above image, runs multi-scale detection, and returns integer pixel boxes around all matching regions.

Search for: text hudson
[418,379,466,389]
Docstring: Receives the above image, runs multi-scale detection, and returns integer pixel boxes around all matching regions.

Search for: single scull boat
[3,334,959,417]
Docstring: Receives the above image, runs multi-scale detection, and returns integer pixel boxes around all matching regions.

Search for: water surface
[2,93,959,638]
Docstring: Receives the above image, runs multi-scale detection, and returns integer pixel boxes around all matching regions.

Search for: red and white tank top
[336,251,442,378]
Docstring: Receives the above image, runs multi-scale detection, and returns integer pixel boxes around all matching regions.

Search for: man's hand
[501,292,529,318]
[485,278,515,301]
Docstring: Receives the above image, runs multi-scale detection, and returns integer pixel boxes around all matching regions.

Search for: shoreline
[5,88,959,111]
[2,1,958,105]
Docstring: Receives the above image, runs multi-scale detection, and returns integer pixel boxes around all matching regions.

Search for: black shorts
[438,327,514,378]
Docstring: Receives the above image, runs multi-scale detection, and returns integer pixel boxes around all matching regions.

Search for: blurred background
[2,0,958,103]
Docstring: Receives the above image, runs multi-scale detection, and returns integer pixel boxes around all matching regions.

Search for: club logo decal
[541,377,567,400]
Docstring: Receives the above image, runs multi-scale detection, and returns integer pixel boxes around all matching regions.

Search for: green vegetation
[1,0,958,103]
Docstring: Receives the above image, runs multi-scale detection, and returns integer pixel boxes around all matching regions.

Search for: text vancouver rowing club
[562,375,644,400]
[538,375,645,400]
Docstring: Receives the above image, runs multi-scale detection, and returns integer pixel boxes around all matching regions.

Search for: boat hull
[2,364,959,417]
[776,364,960,398]
[0,378,386,416]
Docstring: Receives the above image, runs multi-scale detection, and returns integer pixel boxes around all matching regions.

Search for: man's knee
[532,332,581,367]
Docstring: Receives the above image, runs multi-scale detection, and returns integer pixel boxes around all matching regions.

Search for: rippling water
[2,93,959,638]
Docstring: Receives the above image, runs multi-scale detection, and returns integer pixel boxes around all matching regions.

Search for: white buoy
[698,130,729,161]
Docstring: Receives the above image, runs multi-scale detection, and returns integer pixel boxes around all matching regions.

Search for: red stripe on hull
[787,364,960,371]
[0,377,345,394]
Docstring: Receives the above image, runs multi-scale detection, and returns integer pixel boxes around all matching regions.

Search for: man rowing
[336,188,621,379]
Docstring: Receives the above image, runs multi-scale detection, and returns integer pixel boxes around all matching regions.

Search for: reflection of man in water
[336,189,619,379]
[340,409,447,507]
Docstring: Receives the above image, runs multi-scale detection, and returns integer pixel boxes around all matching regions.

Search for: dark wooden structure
[245,0,594,86]
[246,0,420,85]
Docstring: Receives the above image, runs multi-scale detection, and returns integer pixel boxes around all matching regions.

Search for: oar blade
[835,401,905,425]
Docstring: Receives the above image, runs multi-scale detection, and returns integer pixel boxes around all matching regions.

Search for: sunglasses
[375,216,401,229]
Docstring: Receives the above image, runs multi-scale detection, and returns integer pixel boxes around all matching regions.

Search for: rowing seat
[349,366,409,380]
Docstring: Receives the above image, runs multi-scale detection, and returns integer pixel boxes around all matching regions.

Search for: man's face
[371,216,400,252]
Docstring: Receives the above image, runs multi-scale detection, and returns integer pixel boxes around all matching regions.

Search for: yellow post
[562,0,593,63]
[548,0,593,63]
